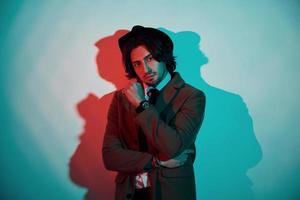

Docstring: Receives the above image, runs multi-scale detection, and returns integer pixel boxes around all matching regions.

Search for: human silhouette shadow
[160,28,263,200]
[69,30,129,200]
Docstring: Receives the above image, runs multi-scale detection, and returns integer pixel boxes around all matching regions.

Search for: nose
[142,61,151,73]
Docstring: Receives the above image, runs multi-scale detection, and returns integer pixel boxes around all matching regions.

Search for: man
[102,25,205,200]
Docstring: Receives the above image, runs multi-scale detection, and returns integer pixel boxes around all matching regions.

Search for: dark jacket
[102,72,205,200]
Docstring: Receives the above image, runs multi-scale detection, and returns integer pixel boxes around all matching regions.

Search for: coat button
[126,193,132,199]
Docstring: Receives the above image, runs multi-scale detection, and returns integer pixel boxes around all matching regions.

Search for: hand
[158,149,194,168]
[122,79,145,107]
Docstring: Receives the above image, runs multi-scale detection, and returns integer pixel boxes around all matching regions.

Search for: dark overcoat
[102,72,205,200]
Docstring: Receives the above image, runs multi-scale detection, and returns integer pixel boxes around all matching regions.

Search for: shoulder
[171,72,205,98]
[182,83,205,98]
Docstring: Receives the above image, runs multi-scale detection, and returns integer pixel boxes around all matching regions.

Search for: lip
[144,73,156,79]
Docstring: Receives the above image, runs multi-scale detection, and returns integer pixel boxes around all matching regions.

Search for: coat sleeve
[102,91,153,174]
[135,89,206,159]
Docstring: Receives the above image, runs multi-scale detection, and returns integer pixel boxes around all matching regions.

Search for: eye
[146,55,153,62]
[132,61,141,68]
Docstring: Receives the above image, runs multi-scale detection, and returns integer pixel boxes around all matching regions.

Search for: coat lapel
[122,73,185,151]
[155,72,185,114]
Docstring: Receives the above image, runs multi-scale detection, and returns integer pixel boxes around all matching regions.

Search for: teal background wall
[1,0,299,199]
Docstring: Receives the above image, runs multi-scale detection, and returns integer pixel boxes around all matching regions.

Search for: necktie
[147,88,159,104]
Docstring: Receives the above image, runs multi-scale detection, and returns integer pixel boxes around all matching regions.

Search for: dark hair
[118,26,176,78]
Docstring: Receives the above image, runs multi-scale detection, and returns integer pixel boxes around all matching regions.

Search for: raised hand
[122,79,145,107]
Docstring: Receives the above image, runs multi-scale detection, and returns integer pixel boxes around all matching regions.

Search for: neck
[154,71,168,87]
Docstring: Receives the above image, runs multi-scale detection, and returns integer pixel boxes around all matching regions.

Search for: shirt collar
[143,72,171,97]
[156,72,171,91]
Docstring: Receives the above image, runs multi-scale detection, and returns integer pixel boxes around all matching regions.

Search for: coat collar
[155,72,185,114]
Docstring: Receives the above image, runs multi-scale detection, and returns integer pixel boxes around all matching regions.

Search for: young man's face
[130,45,167,87]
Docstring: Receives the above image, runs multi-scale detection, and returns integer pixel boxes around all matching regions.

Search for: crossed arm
[102,89,205,174]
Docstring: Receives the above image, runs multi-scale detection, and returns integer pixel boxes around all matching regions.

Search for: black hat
[118,25,173,52]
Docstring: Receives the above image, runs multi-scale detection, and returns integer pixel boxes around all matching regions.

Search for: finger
[184,149,195,154]
[128,81,141,90]
[123,88,131,96]
[181,154,188,160]
[130,78,138,84]
[180,152,188,158]
[175,161,185,167]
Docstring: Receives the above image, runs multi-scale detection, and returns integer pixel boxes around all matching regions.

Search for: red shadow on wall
[69,30,129,200]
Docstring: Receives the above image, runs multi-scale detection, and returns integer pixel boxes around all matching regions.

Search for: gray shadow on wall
[160,28,263,200]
